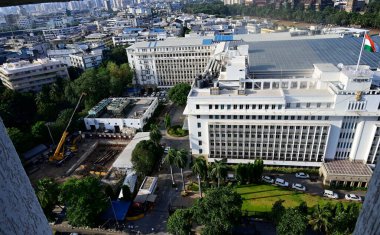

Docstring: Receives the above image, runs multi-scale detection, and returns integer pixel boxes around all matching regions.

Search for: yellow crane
[49,93,86,162]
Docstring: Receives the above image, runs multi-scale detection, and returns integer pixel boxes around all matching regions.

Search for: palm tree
[191,156,207,197]
[164,113,171,129]
[210,158,227,188]
[164,148,177,185]
[174,149,188,191]
[308,204,332,234]
[149,124,162,146]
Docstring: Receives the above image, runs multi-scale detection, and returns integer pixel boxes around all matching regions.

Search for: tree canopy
[184,1,380,29]
[131,140,162,176]
[277,208,307,235]
[168,83,191,106]
[59,177,108,227]
[167,209,193,235]
[35,178,60,221]
[192,187,243,234]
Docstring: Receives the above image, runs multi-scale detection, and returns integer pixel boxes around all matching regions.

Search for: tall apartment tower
[0,118,51,235]
[103,0,112,11]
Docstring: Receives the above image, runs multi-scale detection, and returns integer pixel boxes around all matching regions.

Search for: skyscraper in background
[103,0,112,11]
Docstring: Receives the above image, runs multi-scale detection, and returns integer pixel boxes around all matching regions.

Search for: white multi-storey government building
[184,38,380,173]
[126,37,217,88]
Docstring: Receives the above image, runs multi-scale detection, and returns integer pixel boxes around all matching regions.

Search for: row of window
[210,133,328,140]
[209,124,327,130]
[199,103,332,110]
[210,142,325,148]
[209,152,323,161]
[206,115,330,121]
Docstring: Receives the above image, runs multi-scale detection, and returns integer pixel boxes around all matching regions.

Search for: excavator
[49,93,86,162]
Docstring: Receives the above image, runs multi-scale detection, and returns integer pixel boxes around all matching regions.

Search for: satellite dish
[337,63,344,69]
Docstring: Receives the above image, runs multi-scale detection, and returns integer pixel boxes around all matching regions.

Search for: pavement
[125,103,192,234]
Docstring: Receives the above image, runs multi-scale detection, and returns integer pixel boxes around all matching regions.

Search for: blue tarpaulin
[202,39,213,45]
[214,35,233,42]
[23,144,48,160]
[102,200,131,221]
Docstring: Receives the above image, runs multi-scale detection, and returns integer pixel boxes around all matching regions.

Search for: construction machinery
[49,93,86,162]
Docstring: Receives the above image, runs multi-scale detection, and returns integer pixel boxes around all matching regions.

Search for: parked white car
[295,172,310,179]
[262,176,274,184]
[275,178,289,187]
[323,190,339,199]
[345,194,362,202]
[292,183,306,191]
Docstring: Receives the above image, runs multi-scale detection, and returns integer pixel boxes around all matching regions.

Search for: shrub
[167,125,189,137]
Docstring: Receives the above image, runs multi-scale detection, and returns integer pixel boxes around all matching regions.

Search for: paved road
[126,103,191,234]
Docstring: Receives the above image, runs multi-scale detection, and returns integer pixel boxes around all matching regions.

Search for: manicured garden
[236,184,351,213]
[167,125,188,137]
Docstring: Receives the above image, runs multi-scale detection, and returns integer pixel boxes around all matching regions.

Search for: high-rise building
[0,118,51,234]
[104,0,112,11]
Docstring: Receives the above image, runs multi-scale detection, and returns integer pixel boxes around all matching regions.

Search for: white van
[323,190,339,199]
[275,178,289,187]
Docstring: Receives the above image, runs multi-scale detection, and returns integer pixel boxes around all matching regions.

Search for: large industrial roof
[248,36,380,72]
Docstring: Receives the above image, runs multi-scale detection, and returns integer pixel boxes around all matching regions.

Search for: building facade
[42,26,81,40]
[69,50,103,70]
[126,37,216,87]
[0,59,69,92]
[84,97,158,132]
[184,42,380,168]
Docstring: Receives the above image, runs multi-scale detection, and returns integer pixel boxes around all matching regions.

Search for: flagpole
[356,33,366,72]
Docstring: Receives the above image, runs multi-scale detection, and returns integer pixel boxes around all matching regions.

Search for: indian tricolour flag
[364,34,379,53]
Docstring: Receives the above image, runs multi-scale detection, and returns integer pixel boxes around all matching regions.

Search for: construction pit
[72,144,124,177]
[28,139,129,185]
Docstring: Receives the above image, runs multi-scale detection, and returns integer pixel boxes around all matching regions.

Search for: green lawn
[236,184,349,213]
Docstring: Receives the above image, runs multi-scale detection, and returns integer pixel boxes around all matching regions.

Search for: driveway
[263,172,367,199]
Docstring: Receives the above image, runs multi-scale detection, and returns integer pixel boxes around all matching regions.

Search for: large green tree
[131,140,161,176]
[271,199,286,225]
[35,178,60,221]
[277,208,307,235]
[0,89,37,127]
[167,209,193,235]
[193,187,243,235]
[6,127,33,154]
[168,83,191,106]
[149,123,162,146]
[105,46,129,65]
[59,177,108,227]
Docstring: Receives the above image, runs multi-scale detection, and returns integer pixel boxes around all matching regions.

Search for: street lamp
[45,122,55,146]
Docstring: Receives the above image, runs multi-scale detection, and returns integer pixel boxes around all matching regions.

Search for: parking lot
[262,172,367,199]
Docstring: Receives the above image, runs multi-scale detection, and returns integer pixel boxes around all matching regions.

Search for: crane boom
[49,93,86,161]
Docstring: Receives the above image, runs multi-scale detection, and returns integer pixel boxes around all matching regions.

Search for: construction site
[27,94,141,186]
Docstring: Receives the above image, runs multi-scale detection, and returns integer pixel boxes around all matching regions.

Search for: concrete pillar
[0,118,51,235]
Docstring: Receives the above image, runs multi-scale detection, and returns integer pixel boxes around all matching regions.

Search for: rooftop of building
[87,97,156,119]
[0,58,63,72]
[322,160,373,176]
[248,35,380,72]
[128,32,380,72]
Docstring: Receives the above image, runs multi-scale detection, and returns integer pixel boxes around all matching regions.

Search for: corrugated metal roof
[248,36,380,72]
